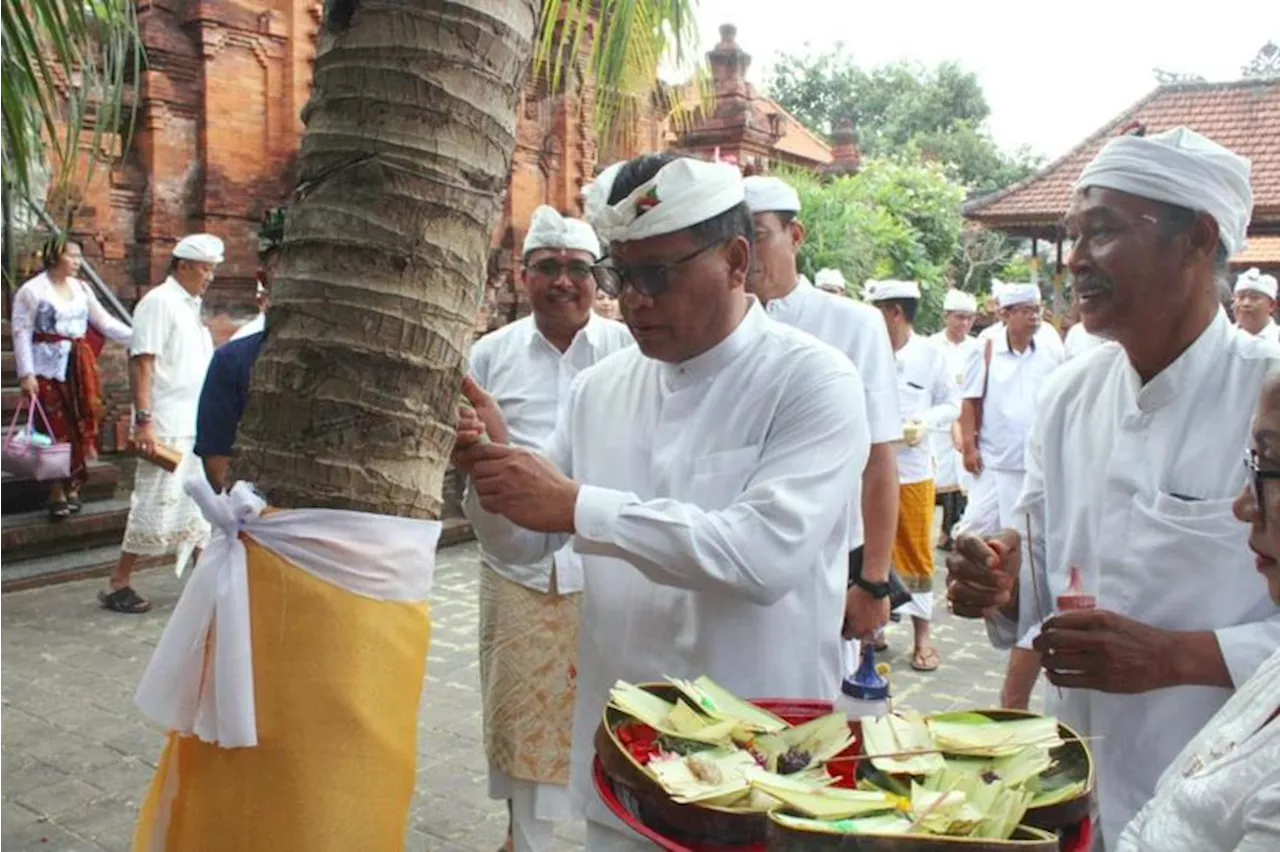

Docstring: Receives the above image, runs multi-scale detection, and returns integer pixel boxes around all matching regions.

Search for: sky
[679,0,1278,162]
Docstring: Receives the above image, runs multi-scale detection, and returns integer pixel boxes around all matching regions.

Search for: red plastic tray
[592,697,1094,852]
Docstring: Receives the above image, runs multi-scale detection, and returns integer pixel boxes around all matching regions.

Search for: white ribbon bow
[134,477,441,748]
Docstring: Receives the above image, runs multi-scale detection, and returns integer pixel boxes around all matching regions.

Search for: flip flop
[98,586,152,614]
[48,501,72,521]
[911,645,941,672]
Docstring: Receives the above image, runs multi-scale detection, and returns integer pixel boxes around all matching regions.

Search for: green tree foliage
[779,159,965,332]
[767,48,1040,194]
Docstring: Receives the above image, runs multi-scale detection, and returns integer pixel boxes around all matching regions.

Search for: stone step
[2,350,14,376]
[1,460,121,515]
[1,544,171,593]
[0,497,131,561]
[2,384,21,421]
[1,319,10,352]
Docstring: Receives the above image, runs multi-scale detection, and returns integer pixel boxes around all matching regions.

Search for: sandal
[911,645,941,672]
[48,501,72,521]
[98,586,152,614]
[66,490,82,514]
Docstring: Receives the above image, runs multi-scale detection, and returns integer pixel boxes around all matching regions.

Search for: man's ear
[1183,213,1221,269]
[725,234,753,287]
[791,218,807,252]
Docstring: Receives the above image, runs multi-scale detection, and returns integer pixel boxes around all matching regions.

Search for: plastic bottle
[1056,565,1096,611]
[836,642,891,722]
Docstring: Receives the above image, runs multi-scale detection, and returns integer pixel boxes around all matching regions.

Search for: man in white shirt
[980,280,1067,359]
[929,289,980,549]
[946,127,1280,848]
[867,280,960,672]
[742,176,900,643]
[1063,317,1105,359]
[105,234,218,613]
[957,282,1064,536]
[1232,267,1280,341]
[453,153,869,850]
[465,206,632,852]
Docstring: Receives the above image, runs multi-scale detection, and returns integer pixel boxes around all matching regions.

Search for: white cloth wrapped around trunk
[134,478,442,748]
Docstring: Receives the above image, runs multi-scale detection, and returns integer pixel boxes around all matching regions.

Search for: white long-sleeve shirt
[466,300,869,815]
[762,275,901,549]
[463,312,633,593]
[987,308,1280,849]
[1116,648,1280,852]
[10,272,131,381]
[894,332,960,484]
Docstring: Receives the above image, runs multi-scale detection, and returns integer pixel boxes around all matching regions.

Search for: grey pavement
[1,537,1023,851]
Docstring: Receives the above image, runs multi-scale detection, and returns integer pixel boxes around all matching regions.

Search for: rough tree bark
[231,0,539,519]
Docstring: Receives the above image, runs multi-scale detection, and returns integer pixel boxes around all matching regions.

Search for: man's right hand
[452,376,510,472]
[131,421,158,459]
[945,529,1019,620]
[19,375,38,399]
[962,446,983,474]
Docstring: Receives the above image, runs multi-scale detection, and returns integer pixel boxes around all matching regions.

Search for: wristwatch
[134,408,153,425]
[852,575,893,599]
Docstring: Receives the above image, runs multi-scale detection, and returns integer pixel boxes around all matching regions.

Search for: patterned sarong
[478,564,579,785]
[892,478,937,593]
[132,536,432,852]
[121,436,210,563]
[33,333,105,484]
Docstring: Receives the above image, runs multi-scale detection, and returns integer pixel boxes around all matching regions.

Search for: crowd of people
[7,123,1280,851]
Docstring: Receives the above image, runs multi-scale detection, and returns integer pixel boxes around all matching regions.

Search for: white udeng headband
[583,158,745,244]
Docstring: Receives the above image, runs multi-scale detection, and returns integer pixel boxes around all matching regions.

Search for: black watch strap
[853,575,893,599]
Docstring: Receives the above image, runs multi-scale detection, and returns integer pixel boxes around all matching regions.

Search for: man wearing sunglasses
[463,206,633,852]
[453,153,869,850]
[743,175,903,654]
[946,127,1280,849]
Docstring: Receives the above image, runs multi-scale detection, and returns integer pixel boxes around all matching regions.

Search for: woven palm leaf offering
[765,710,1093,851]
[595,678,862,846]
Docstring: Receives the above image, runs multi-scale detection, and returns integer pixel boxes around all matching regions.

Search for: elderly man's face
[611,228,751,363]
[1234,379,1280,606]
[1064,187,1190,340]
[746,212,801,293]
[520,248,596,330]
[1234,289,1275,335]
[944,311,974,338]
[177,259,217,295]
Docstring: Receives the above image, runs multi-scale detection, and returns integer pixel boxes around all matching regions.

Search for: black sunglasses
[526,258,594,283]
[591,241,723,299]
[1245,449,1280,514]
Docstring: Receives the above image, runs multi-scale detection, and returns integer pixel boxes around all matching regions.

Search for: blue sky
[682,0,1276,161]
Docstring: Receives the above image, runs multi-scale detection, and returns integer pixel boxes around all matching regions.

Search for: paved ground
[1,538,1024,851]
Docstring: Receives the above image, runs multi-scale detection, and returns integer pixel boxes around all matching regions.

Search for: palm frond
[534,0,702,144]
[2,0,143,208]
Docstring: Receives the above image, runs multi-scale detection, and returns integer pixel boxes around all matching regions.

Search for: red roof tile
[1232,234,1280,269]
[966,80,1280,230]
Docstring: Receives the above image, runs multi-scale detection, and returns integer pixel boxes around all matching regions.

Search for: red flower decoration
[635,186,660,214]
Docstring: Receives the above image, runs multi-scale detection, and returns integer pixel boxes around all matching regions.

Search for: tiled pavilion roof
[964,80,1280,238]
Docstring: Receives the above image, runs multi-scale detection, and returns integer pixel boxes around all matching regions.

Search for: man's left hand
[1032,609,1177,694]
[842,585,891,640]
[467,442,578,533]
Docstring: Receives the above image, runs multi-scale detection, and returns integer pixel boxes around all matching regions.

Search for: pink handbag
[3,396,72,481]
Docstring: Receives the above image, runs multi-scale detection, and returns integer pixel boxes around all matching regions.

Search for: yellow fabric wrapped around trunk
[133,536,431,852]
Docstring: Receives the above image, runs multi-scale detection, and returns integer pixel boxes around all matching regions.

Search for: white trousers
[583,787,655,851]
[955,468,1026,537]
[490,771,573,852]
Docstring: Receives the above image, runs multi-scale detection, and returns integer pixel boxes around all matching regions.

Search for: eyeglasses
[1244,449,1280,515]
[591,241,723,299]
[526,258,594,283]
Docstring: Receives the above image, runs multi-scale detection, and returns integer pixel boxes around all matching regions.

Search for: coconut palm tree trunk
[230,0,539,518]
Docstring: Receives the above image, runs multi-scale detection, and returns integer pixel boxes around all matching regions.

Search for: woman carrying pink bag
[10,239,131,520]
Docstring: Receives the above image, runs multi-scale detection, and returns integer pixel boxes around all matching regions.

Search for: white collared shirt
[928,330,980,391]
[465,299,869,814]
[1065,322,1107,360]
[1237,319,1280,343]
[992,308,1280,848]
[980,320,1066,359]
[962,329,1064,471]
[761,275,900,549]
[894,333,960,484]
[464,312,634,593]
[130,277,215,437]
[229,313,266,341]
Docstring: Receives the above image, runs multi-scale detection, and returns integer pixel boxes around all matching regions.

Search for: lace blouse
[1116,647,1280,851]
[11,272,132,382]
